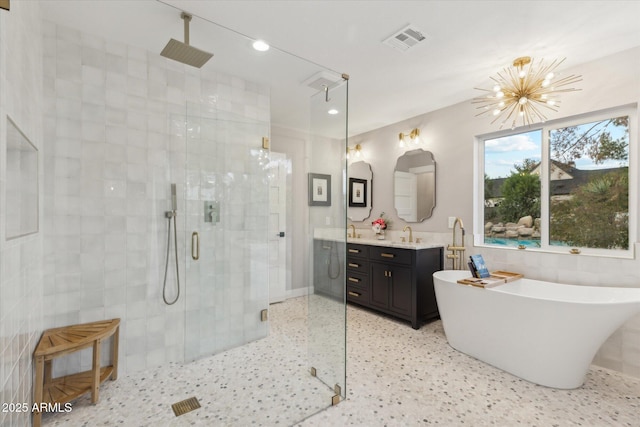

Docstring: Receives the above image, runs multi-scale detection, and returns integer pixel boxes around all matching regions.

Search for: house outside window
[478,106,636,257]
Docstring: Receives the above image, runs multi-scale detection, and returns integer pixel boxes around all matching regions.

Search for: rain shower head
[161,12,213,68]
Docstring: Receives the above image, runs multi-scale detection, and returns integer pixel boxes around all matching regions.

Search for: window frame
[474,104,637,259]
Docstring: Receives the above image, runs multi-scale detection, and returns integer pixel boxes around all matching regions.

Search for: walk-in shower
[162,183,180,305]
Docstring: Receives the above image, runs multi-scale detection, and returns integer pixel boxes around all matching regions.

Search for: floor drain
[171,396,201,416]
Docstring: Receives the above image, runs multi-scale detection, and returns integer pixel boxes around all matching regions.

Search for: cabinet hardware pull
[381,253,394,258]
[348,249,360,253]
[323,246,331,250]
[348,263,359,268]
[348,291,360,297]
[348,277,360,283]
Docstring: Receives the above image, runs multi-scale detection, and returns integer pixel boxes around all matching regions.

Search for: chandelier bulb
[518,97,528,105]
[496,91,504,98]
[542,79,550,87]
[545,72,555,80]
[493,85,501,92]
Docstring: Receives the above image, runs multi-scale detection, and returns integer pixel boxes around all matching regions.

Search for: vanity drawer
[347,258,369,274]
[369,246,412,265]
[347,285,369,304]
[347,244,369,259]
[346,271,369,289]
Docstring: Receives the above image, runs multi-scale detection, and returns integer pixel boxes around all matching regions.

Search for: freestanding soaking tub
[433,270,640,389]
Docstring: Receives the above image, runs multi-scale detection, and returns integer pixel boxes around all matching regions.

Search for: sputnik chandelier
[473,56,582,129]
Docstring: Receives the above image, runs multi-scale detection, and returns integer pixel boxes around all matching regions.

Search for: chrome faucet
[446,217,466,270]
[402,225,413,243]
[348,224,356,238]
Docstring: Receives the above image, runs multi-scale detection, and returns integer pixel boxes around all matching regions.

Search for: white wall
[271,126,310,295]
[0,2,44,426]
[350,46,640,378]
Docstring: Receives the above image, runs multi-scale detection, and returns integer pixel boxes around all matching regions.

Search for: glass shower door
[308,76,348,402]
[183,108,271,361]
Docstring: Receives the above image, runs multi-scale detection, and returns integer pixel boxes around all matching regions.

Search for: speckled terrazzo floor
[43,296,640,426]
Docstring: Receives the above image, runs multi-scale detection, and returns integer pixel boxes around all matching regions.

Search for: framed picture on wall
[308,173,331,206]
[348,178,367,207]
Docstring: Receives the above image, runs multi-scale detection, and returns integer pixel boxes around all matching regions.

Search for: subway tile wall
[41,20,270,378]
[0,2,44,426]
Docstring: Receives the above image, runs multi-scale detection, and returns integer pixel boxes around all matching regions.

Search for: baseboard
[287,286,311,299]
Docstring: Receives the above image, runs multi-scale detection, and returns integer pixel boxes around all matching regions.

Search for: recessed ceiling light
[328,109,339,115]
[252,40,270,52]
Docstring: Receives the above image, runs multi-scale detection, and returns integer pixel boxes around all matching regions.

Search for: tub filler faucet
[446,217,466,270]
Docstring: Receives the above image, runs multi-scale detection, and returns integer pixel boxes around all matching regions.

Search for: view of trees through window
[483,114,630,251]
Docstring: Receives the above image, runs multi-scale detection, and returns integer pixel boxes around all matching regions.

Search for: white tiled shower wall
[41,19,270,378]
[0,2,44,426]
[181,109,271,361]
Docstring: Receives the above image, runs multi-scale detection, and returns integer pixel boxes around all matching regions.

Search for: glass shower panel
[308,77,348,401]
[183,107,270,362]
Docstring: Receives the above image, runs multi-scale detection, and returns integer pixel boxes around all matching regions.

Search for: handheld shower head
[171,183,177,211]
[161,12,213,68]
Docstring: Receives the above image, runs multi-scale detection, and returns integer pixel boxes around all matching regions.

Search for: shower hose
[162,211,180,305]
[328,240,341,280]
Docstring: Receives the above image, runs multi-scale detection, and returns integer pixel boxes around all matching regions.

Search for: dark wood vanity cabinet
[370,262,412,317]
[346,243,370,305]
[346,243,443,329]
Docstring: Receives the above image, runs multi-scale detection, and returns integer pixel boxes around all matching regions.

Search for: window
[479,107,635,257]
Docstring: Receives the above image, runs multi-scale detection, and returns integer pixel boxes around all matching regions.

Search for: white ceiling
[41,1,640,137]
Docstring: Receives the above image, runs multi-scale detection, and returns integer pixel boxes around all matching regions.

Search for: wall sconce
[398,128,421,148]
[346,143,362,160]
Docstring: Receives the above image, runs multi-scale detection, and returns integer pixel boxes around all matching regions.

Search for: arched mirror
[347,160,373,221]
[394,149,436,222]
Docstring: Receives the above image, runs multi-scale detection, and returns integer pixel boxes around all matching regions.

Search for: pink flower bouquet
[371,213,390,234]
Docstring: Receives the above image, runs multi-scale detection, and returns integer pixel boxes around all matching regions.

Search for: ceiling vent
[383,24,427,52]
[302,71,343,91]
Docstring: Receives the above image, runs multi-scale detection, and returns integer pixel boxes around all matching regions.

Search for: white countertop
[313,228,445,250]
[347,237,443,250]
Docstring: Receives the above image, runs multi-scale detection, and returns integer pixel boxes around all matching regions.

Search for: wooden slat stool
[32,318,120,427]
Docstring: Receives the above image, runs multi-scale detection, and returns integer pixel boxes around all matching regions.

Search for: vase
[377,231,385,240]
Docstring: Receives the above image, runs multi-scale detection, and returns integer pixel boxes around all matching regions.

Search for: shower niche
[5,116,38,240]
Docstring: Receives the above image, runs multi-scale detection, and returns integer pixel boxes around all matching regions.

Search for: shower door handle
[192,231,199,260]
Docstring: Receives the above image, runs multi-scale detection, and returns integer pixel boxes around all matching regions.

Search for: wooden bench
[32,319,120,427]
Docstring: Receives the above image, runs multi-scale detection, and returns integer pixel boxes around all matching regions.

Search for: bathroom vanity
[346,240,443,329]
